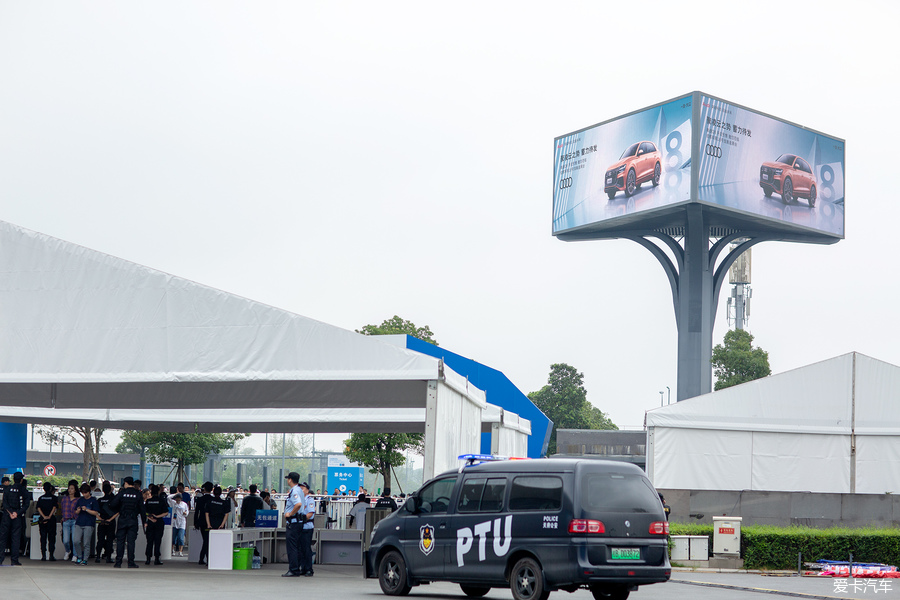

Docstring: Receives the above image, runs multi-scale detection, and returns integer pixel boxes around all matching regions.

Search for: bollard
[849,552,854,579]
[797,552,801,576]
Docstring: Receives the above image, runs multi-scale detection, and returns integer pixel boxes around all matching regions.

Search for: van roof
[438,457,647,478]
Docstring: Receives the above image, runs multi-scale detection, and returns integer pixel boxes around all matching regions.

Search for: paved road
[2,559,898,600]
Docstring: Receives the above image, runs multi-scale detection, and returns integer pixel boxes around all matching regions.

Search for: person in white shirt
[168,493,188,557]
[348,493,369,530]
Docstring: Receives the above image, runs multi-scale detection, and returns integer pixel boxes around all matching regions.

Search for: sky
[2,1,898,453]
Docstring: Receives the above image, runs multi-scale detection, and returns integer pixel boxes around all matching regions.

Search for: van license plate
[611,548,640,560]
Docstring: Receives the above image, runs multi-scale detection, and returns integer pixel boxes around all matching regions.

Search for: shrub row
[669,523,900,570]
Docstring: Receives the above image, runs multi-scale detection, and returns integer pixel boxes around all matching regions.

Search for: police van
[365,456,670,600]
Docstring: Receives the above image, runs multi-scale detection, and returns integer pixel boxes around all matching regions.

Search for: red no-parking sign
[43,464,56,477]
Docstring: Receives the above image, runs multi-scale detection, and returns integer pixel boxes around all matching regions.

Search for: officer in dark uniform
[0,471,30,565]
[95,481,117,563]
[111,476,145,568]
[36,482,59,561]
[374,488,398,512]
[194,481,214,565]
[143,484,169,565]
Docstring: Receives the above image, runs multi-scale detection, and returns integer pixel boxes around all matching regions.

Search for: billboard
[327,454,364,494]
[697,94,844,237]
[553,95,693,235]
[553,92,845,240]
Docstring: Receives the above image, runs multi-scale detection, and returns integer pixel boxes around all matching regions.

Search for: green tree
[357,315,438,346]
[343,433,421,493]
[116,431,247,486]
[528,363,617,456]
[711,329,772,390]
[344,316,434,490]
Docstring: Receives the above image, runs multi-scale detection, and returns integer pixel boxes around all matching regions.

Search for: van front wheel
[510,557,550,600]
[590,585,630,600]
[378,551,412,596]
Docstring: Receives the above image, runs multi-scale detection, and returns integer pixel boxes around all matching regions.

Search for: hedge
[670,523,900,570]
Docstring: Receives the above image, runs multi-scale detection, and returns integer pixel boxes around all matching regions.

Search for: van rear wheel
[461,584,491,597]
[510,557,550,600]
[589,585,630,600]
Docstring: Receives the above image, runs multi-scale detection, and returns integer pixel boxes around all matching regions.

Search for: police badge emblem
[419,524,435,555]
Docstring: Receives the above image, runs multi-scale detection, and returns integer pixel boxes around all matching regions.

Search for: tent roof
[0,221,484,432]
[645,352,900,436]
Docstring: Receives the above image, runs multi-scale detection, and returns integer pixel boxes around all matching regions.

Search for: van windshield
[581,474,661,514]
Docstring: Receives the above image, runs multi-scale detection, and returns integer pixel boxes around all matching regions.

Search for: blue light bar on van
[457,454,506,462]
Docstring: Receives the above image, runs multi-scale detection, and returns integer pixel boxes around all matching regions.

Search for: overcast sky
[2,1,897,451]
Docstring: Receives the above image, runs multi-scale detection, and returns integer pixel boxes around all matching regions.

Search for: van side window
[509,476,562,511]
[582,474,661,513]
[458,477,507,513]
[418,477,457,514]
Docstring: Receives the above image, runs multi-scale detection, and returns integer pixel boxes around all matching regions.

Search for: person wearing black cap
[111,476,145,568]
[143,484,169,565]
[194,481,214,565]
[281,471,304,577]
[297,482,316,576]
[36,481,59,561]
[0,472,29,565]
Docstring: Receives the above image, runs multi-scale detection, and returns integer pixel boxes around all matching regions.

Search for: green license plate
[611,548,640,560]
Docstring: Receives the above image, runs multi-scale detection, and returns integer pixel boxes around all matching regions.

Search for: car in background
[604,141,662,200]
[365,457,670,600]
[759,153,817,206]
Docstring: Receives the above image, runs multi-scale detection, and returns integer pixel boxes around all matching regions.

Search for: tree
[344,316,435,490]
[343,433,421,492]
[357,315,439,346]
[116,431,247,486]
[35,426,106,482]
[528,363,617,456]
[711,329,772,390]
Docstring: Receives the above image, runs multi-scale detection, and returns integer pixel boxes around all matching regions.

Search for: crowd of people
[2,472,403,570]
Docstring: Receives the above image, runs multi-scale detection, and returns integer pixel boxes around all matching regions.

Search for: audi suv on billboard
[604,141,662,200]
[759,153,817,207]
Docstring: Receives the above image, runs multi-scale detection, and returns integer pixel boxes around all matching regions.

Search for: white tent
[0,221,485,478]
[646,352,900,494]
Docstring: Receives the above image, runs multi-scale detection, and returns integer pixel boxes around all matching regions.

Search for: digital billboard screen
[552,95,693,235]
[553,92,845,240]
[697,94,844,237]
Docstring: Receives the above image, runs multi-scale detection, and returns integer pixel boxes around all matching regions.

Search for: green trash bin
[233,547,253,570]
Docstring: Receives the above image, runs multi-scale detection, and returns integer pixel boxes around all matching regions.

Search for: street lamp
[659,391,665,407]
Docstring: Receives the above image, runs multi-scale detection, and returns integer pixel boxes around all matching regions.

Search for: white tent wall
[647,352,900,495]
[424,375,486,480]
[489,411,531,458]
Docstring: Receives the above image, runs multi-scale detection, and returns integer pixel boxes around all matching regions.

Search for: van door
[445,475,510,583]
[402,476,457,581]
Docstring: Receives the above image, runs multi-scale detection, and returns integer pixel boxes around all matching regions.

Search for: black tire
[590,585,630,600]
[461,585,491,597]
[607,191,616,200]
[809,185,816,207]
[510,557,550,600]
[763,188,772,197]
[624,169,636,197]
[652,162,661,186]
[782,178,793,204]
[378,551,412,596]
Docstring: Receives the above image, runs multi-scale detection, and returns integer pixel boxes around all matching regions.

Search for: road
[1,560,897,600]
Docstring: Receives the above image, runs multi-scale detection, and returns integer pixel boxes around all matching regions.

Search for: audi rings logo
[705,144,723,158]
[558,177,573,190]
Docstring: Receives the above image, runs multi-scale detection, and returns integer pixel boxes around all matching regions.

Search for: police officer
[374,487,398,512]
[111,476,145,568]
[298,481,316,577]
[143,483,168,565]
[281,471,304,577]
[0,472,30,565]
[36,482,59,561]
[194,481,213,566]
[96,481,117,563]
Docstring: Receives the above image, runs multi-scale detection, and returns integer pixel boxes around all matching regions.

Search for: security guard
[143,484,169,565]
[95,481,117,563]
[111,476,145,568]
[0,472,29,566]
[194,481,213,565]
[298,481,316,576]
[281,471,304,577]
[36,482,59,561]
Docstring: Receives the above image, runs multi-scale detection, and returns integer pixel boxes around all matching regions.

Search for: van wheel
[590,585,629,600]
[461,585,491,597]
[510,557,550,600]
[378,551,412,596]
